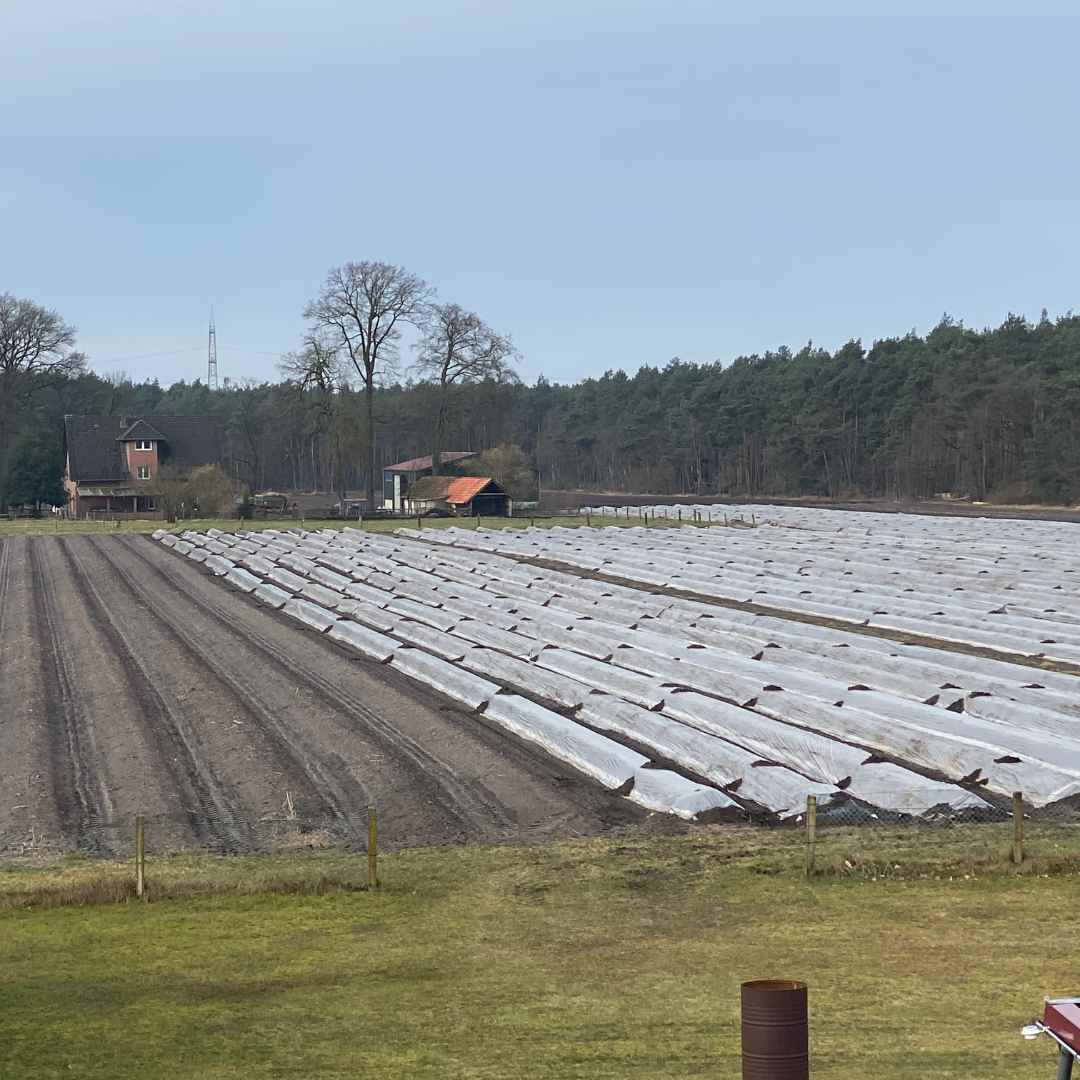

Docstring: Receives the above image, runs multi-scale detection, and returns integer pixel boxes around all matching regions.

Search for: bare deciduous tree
[279,335,348,496]
[413,303,518,474]
[303,262,433,510]
[0,294,85,507]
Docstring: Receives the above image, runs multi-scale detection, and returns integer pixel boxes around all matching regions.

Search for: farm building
[63,414,224,519]
[382,451,476,511]
[403,475,509,517]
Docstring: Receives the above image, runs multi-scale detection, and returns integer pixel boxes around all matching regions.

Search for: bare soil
[0,535,644,857]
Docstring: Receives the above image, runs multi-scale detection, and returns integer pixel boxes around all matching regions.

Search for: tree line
[2,279,1080,510]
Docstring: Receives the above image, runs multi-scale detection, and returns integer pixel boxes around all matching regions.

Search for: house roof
[385,451,476,474]
[65,414,224,482]
[406,475,504,505]
[117,418,166,442]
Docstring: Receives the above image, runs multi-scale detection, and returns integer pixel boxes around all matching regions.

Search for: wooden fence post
[135,815,146,900]
[805,795,817,878]
[1012,791,1024,865]
[367,805,379,889]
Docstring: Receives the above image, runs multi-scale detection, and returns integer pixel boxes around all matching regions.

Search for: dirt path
[0,535,644,856]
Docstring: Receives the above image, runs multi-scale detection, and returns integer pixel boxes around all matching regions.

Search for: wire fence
[773,790,1080,878]
[4,791,1080,886]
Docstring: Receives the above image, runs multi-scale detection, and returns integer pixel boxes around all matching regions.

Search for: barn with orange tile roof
[403,475,510,516]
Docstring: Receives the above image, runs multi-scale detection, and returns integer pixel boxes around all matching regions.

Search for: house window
[137,465,150,480]
[135,440,153,451]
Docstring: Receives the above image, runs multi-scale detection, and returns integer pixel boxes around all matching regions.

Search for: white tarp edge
[628,768,738,818]
[482,693,647,789]
[390,648,499,711]
[282,597,338,633]
[253,583,292,609]
[327,621,399,662]
[224,567,262,593]
[461,649,593,710]
[536,649,667,710]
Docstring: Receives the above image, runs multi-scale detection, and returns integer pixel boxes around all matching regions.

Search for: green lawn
[0,828,1074,1079]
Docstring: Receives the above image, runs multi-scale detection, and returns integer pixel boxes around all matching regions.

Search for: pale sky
[3,3,1078,386]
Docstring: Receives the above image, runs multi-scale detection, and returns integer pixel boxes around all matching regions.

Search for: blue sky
[2,3,1078,386]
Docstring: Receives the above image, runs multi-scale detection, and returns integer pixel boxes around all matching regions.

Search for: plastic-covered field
[155,515,1080,820]
[502,509,1080,662]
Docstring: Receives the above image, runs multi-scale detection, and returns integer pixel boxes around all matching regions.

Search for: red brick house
[63,414,224,518]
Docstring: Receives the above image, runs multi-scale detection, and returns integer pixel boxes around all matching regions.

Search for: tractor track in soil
[57,538,248,851]
[29,540,117,853]
[119,535,519,839]
[0,540,11,642]
[1,534,645,857]
[124,535,645,848]
[88,536,373,845]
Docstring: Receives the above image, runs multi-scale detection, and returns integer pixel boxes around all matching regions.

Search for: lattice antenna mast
[207,308,219,390]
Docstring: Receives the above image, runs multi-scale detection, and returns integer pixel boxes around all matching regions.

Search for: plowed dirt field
[0,535,642,855]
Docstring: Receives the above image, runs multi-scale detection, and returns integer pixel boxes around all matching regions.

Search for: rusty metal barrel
[741,979,809,1080]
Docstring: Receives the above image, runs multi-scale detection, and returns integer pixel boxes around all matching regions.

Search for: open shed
[403,476,509,517]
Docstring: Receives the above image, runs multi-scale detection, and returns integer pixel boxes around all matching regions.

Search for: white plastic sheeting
[343,581,393,606]
[391,620,471,661]
[383,598,458,631]
[224,567,262,593]
[843,763,985,815]
[482,693,647,789]
[266,566,308,593]
[576,696,818,812]
[340,604,399,634]
[240,555,277,576]
[512,621,616,661]
[536,648,668,710]
[252,583,292,609]
[278,554,318,575]
[749,692,1080,805]
[390,647,499,711]
[283,597,338,633]
[610,649,763,706]
[628,768,739,818]
[661,691,870,785]
[959,695,1080,738]
[451,621,541,658]
[438,517,1080,661]
[461,648,594,710]
[310,566,353,592]
[300,582,346,609]
[327,621,399,662]
[159,521,1080,813]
